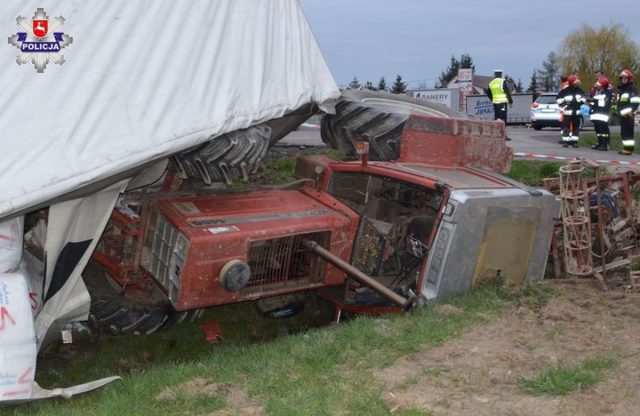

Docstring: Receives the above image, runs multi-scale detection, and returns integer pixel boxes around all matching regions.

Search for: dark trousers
[593,120,610,138]
[621,115,635,151]
[493,103,507,123]
[621,115,635,140]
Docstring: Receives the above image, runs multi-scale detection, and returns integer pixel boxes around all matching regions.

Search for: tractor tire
[172,124,272,186]
[321,89,468,161]
[83,262,203,336]
[172,103,316,185]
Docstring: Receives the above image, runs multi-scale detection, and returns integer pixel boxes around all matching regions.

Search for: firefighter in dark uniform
[556,74,586,148]
[486,69,513,140]
[589,77,612,151]
[616,69,640,155]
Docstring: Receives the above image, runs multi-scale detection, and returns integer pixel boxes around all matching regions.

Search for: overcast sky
[299,0,640,89]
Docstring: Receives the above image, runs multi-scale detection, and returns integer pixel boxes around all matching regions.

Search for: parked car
[530,93,592,130]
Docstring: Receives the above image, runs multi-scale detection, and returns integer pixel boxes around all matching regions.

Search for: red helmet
[619,69,634,82]
[596,77,609,90]
[567,74,579,86]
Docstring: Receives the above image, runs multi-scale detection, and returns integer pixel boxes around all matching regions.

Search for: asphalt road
[280,124,640,166]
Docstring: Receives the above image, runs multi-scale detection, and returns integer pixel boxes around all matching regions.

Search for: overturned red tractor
[89,115,558,335]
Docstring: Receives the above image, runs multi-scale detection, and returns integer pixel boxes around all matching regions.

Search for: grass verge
[508,159,599,187]
[579,132,640,154]
[5,282,539,415]
[506,160,564,185]
[518,354,619,396]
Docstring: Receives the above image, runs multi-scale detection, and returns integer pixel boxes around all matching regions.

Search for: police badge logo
[8,8,74,73]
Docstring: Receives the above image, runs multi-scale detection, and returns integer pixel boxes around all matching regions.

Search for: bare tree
[558,24,640,89]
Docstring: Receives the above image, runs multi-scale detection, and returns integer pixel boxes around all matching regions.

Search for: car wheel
[533,124,543,130]
[84,262,203,336]
[321,89,468,161]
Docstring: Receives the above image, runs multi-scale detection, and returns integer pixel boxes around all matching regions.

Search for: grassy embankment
[6,156,615,415]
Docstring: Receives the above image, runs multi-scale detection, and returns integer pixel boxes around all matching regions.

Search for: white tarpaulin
[0,0,339,402]
[0,0,339,220]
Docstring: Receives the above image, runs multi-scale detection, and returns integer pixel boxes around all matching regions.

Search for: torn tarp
[0,0,339,402]
[0,0,339,221]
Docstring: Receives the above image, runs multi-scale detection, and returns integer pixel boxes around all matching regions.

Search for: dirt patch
[375,282,640,415]
[156,378,264,415]
[434,304,464,316]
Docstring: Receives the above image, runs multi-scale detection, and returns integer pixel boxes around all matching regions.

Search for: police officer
[556,74,586,148]
[589,77,612,151]
[486,69,513,140]
[616,69,640,155]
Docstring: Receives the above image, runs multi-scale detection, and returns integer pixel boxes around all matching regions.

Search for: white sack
[0,0,339,220]
[0,273,37,401]
[19,251,45,317]
[0,217,24,273]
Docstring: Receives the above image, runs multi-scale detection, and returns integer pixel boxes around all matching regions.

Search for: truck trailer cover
[0,0,339,220]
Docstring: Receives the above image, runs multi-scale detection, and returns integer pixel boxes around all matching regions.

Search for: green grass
[506,160,564,185]
[579,132,640,154]
[262,156,298,184]
[518,354,619,396]
[233,147,346,186]
[4,281,541,415]
[507,159,600,187]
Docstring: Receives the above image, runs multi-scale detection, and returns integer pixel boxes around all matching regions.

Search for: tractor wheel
[83,262,203,336]
[171,104,316,185]
[172,124,272,186]
[321,89,468,161]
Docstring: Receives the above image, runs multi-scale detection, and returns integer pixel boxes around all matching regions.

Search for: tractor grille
[142,210,189,303]
[244,231,329,291]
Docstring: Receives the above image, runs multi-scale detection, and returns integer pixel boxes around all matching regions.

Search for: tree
[526,70,539,93]
[437,53,475,88]
[557,23,640,90]
[504,75,518,93]
[515,79,523,93]
[348,75,361,90]
[377,77,387,92]
[537,51,561,92]
[363,81,376,90]
[391,74,407,94]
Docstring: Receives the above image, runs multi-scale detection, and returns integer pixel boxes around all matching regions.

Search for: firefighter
[589,77,612,151]
[616,69,640,155]
[486,69,513,140]
[556,74,586,148]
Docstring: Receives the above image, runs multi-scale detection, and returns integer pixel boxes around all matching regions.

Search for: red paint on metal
[154,188,358,310]
[199,321,223,343]
[316,289,402,322]
[398,115,513,173]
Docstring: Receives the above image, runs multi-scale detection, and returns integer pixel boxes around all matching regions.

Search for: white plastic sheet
[0,0,339,220]
[0,0,339,402]
[0,273,37,401]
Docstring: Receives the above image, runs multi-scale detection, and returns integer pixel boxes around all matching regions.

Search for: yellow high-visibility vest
[489,78,508,104]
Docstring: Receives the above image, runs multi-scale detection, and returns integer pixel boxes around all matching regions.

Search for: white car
[530,93,592,130]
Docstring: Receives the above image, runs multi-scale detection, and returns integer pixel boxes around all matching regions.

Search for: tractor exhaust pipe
[302,239,410,308]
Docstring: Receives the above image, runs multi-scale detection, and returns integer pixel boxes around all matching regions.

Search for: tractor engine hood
[144,189,358,310]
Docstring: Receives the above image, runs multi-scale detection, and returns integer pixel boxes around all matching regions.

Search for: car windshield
[536,95,557,105]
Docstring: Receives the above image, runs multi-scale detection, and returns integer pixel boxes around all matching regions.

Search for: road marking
[514,152,640,166]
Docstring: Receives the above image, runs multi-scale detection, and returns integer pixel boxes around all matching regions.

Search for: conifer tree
[391,74,407,94]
